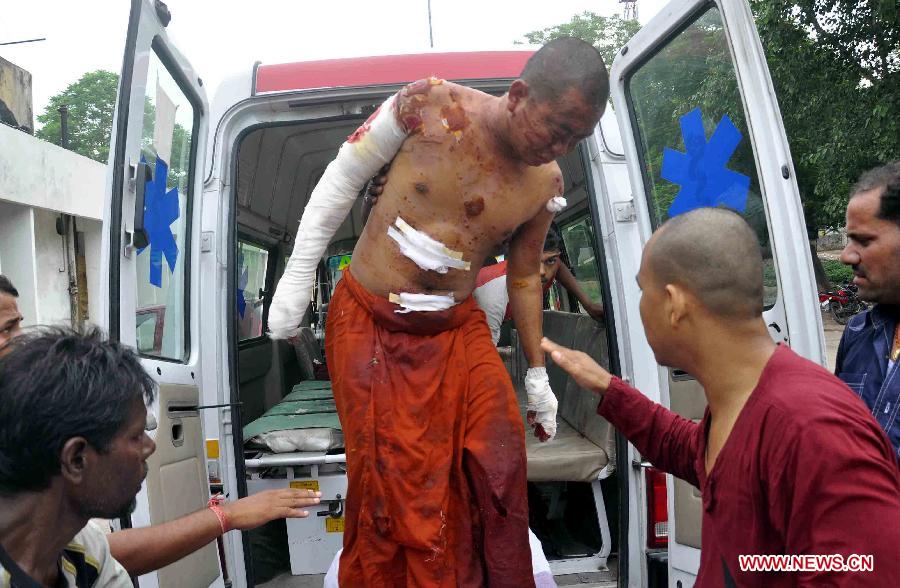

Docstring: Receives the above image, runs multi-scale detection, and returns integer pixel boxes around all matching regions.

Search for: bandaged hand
[525,367,558,442]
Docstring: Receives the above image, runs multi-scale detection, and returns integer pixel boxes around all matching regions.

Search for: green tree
[36,70,119,164]
[519,11,641,67]
[752,0,899,229]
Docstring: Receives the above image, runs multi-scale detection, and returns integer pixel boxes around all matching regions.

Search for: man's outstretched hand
[540,337,613,397]
[222,488,322,531]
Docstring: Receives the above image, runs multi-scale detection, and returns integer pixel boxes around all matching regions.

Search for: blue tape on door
[661,107,751,218]
[138,156,181,287]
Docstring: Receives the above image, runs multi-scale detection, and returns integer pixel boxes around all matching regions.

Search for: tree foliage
[36,70,119,164]
[753,0,899,228]
[520,12,641,68]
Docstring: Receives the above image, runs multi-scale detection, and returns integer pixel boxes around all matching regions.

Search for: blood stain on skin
[404,79,431,96]
[346,105,382,143]
[440,104,469,132]
[464,197,485,218]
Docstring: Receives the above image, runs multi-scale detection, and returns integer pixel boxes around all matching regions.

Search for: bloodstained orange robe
[325,269,533,587]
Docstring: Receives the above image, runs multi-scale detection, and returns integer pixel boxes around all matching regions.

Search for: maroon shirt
[599,345,900,587]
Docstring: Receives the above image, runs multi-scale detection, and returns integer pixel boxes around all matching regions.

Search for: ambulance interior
[231,106,624,583]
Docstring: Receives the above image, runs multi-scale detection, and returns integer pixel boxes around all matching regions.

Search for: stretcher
[243,380,344,455]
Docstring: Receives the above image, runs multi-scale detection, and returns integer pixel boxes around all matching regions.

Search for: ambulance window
[626,7,778,308]
[237,240,271,342]
[134,49,197,360]
[560,216,603,309]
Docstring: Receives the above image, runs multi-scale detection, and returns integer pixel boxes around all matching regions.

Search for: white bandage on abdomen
[387,217,471,273]
[268,94,406,339]
[389,291,456,313]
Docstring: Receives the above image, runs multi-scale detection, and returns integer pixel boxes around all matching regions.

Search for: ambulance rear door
[101,1,218,586]
[605,0,824,584]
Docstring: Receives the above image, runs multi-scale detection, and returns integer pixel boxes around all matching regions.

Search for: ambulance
[100,0,824,585]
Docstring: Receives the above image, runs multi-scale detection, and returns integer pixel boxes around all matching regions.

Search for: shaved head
[521,37,609,109]
[646,207,764,320]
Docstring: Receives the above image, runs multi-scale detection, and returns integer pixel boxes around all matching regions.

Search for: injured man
[269,38,608,587]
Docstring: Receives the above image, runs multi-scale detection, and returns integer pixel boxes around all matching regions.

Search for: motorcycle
[819,282,868,325]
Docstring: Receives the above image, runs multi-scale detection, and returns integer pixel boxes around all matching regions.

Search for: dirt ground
[823,311,847,371]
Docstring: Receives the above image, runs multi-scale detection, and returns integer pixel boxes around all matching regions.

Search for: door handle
[133,160,152,250]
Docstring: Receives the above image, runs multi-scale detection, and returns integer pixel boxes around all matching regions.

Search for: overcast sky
[2,0,668,124]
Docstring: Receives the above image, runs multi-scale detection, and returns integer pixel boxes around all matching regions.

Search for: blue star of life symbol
[138,156,180,288]
[237,252,248,319]
[661,107,751,217]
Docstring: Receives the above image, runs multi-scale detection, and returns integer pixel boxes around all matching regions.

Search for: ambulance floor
[257,556,618,587]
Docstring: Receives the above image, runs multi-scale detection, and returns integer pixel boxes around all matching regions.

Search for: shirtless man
[269,38,608,586]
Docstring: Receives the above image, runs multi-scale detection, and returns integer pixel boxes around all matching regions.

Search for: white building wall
[0,124,106,328]
[0,123,104,220]
[32,208,73,325]
[0,201,38,326]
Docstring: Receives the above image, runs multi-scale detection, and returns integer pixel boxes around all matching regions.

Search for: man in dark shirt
[542,207,900,587]
[834,162,900,461]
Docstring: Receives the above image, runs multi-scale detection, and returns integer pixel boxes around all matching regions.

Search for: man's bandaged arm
[268,94,408,339]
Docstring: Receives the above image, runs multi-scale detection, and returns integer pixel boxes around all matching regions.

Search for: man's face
[77,399,156,519]
[509,85,601,166]
[540,250,561,284]
[0,293,23,357]
[840,188,900,304]
[637,242,678,368]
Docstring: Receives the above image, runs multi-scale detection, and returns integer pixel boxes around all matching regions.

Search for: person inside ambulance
[268,38,607,586]
[543,207,900,586]
[0,276,322,580]
[474,226,604,346]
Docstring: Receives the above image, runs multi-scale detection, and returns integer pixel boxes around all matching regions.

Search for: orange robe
[325,269,533,587]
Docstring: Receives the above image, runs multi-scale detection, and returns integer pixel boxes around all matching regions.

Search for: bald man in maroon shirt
[543,207,900,587]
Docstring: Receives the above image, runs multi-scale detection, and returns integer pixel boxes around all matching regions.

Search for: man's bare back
[350,79,563,302]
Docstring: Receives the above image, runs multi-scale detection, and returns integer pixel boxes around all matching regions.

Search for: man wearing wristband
[542,207,900,586]
[0,327,321,586]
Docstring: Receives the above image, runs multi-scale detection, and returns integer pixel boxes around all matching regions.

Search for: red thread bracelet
[208,494,230,533]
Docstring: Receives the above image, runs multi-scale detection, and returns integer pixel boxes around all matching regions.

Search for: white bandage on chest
[389,291,456,313]
[546,196,568,213]
[268,94,406,339]
[387,217,471,273]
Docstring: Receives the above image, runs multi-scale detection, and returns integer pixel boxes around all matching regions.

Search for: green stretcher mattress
[243,381,344,454]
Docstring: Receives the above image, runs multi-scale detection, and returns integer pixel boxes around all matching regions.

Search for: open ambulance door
[606,0,825,585]
[101,1,218,586]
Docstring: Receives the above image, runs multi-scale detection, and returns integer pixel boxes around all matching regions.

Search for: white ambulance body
[99,0,824,586]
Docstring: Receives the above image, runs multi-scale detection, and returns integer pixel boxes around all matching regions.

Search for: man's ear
[507,79,529,112]
[60,437,90,484]
[665,283,689,327]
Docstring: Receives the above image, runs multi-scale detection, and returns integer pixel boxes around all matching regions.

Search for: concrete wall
[0,56,33,133]
[0,123,104,220]
[32,208,73,325]
[0,125,106,328]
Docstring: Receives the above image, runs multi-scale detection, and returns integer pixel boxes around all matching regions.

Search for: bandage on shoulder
[546,196,568,213]
[268,94,407,339]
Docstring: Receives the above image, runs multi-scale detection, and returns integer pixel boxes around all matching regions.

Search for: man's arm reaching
[267,92,411,339]
[541,337,701,487]
[556,263,604,321]
[107,488,321,576]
